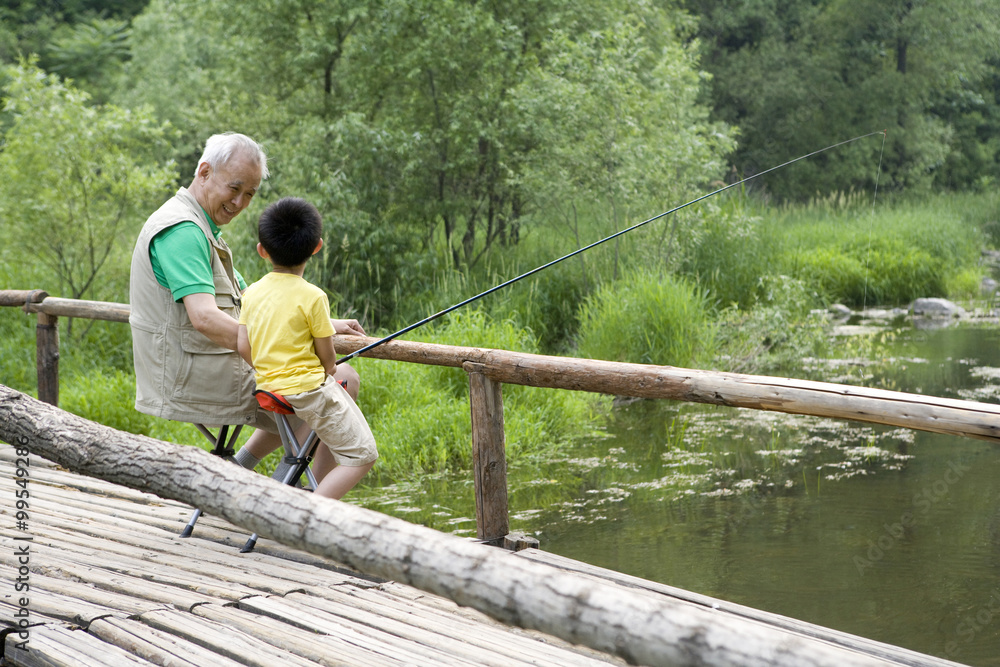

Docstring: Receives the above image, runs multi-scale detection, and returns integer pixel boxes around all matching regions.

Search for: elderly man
[129,132,363,470]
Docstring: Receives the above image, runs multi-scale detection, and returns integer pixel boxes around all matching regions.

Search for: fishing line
[336,130,887,365]
[861,130,889,315]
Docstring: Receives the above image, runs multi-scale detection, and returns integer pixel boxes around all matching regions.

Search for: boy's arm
[236,324,254,367]
[314,336,338,378]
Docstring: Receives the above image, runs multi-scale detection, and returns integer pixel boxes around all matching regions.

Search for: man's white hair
[195,132,269,179]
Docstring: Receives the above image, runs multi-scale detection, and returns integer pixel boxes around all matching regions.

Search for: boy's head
[257,197,323,268]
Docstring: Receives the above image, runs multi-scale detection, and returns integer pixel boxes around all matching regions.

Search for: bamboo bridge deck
[0,446,624,667]
[0,443,961,667]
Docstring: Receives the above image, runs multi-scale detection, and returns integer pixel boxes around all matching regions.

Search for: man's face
[195,152,262,226]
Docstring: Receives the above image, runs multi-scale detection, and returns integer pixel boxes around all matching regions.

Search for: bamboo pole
[0,386,929,667]
[332,335,1000,443]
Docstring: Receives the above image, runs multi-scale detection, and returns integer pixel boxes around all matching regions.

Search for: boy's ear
[312,238,324,255]
[256,243,269,260]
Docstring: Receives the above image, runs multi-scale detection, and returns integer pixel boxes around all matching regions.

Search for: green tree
[46,18,131,105]
[0,61,177,305]
[517,10,733,285]
[119,0,736,326]
[687,0,1000,198]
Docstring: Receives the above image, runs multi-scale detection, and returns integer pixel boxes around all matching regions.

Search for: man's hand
[332,318,365,336]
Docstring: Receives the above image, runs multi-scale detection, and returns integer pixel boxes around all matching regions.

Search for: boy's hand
[332,318,365,336]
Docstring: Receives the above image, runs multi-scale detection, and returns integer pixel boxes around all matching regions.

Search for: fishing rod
[336,130,886,365]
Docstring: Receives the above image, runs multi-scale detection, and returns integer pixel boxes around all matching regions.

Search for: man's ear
[195,161,212,181]
[312,238,324,255]
[256,243,269,260]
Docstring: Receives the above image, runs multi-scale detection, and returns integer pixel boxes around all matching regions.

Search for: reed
[575,268,717,368]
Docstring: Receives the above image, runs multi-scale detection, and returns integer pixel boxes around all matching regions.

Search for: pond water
[354,322,1000,666]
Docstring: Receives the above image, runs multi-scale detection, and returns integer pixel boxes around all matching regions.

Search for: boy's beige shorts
[285,376,378,466]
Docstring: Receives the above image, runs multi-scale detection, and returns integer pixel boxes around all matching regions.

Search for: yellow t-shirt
[239,272,335,395]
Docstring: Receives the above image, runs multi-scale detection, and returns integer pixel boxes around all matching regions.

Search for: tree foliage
[686,0,1000,199]
[114,0,732,325]
[0,61,176,304]
[1,0,996,332]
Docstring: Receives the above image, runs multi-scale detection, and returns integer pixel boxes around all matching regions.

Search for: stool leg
[277,432,320,488]
[181,424,242,538]
[179,509,202,538]
[240,533,259,553]
[242,427,319,554]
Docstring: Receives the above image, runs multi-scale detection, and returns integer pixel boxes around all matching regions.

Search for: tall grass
[354,308,599,483]
[773,193,986,307]
[679,193,775,310]
[576,269,716,367]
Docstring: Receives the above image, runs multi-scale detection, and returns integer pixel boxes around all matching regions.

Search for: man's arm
[236,324,253,366]
[183,292,239,350]
[332,319,365,336]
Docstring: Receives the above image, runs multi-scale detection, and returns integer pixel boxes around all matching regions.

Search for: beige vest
[129,188,259,425]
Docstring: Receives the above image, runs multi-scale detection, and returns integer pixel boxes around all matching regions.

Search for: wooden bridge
[0,409,966,667]
[0,443,626,667]
[1,290,990,665]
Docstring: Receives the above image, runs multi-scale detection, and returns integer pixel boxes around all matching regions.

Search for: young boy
[237,197,377,499]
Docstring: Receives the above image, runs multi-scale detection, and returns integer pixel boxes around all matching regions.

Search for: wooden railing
[5,289,1000,547]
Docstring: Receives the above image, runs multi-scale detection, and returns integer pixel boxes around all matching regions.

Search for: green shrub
[715,275,827,375]
[680,197,774,310]
[59,366,212,446]
[501,268,588,355]
[795,246,869,305]
[796,238,944,307]
[0,310,38,395]
[945,267,982,302]
[576,269,716,367]
[778,194,982,307]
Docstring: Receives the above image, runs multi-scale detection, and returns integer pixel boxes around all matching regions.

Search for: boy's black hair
[257,197,323,268]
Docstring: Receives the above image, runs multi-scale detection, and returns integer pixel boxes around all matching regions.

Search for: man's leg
[237,422,312,468]
[333,362,360,401]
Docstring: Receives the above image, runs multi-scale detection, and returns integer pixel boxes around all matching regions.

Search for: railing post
[24,290,59,406]
[464,362,508,543]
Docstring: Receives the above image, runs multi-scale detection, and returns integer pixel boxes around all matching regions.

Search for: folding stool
[177,400,319,550]
[178,386,333,551]
[239,389,322,553]
[179,423,244,538]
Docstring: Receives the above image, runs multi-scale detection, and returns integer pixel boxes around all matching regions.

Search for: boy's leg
[314,460,374,500]
[312,441,337,481]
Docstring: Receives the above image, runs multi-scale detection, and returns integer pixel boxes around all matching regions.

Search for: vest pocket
[171,330,242,406]
[130,319,164,408]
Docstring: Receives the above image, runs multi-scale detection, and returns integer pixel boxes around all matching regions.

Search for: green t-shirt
[149,219,247,302]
